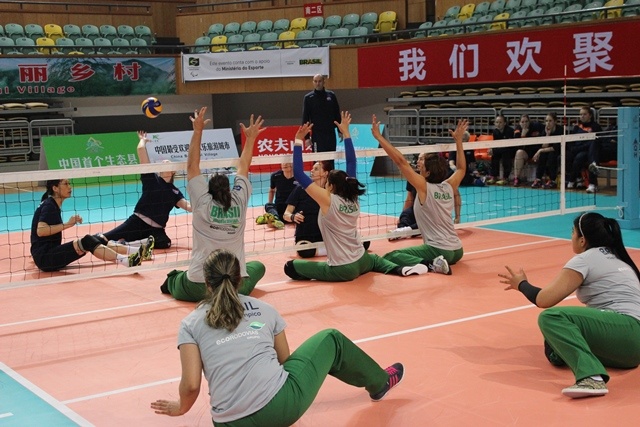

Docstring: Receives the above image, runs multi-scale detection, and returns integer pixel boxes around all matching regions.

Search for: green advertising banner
[42,131,140,183]
[0,57,176,98]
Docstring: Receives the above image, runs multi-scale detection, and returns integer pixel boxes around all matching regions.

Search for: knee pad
[80,234,103,254]
[284,261,308,280]
[297,248,317,258]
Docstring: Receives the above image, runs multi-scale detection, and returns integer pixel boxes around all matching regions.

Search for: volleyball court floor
[2,185,640,426]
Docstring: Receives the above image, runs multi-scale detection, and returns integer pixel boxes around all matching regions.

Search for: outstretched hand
[295,122,313,141]
[190,107,211,131]
[371,114,383,140]
[333,111,351,138]
[240,114,266,140]
[498,265,528,291]
[137,130,148,141]
[150,399,182,416]
[449,119,469,141]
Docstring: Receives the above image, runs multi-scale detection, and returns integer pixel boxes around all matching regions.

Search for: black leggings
[102,214,171,249]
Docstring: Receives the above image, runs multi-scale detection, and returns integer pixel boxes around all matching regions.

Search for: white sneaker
[388,226,412,241]
[429,256,451,275]
[401,264,429,276]
[586,184,597,193]
[567,181,575,189]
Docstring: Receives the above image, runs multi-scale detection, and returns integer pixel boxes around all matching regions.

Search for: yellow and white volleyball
[141,97,162,118]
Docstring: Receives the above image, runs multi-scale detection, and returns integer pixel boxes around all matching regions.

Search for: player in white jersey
[500,212,640,399]
[284,111,430,282]
[373,116,469,275]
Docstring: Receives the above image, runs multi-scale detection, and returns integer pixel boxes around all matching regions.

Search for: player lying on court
[151,249,404,425]
[500,212,640,399]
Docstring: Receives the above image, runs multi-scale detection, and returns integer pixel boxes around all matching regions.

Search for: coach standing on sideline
[302,74,341,168]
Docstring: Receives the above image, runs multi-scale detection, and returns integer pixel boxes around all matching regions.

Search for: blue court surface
[0,363,92,426]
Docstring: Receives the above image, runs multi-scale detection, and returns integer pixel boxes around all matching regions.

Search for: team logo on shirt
[248,321,265,330]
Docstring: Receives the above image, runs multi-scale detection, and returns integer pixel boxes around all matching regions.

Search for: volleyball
[141,97,162,118]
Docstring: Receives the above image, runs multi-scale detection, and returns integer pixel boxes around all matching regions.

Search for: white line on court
[0,412,14,419]
[0,362,94,426]
[60,296,576,405]
[0,238,561,330]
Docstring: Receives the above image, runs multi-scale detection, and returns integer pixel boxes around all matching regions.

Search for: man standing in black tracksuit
[302,74,341,169]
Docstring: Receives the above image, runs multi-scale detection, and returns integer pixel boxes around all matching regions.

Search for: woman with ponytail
[161,107,266,302]
[30,179,151,271]
[500,212,640,398]
[152,249,405,424]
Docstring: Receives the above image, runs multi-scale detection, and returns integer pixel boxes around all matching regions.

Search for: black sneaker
[370,363,404,402]
[588,161,599,175]
[141,235,155,261]
[128,249,142,267]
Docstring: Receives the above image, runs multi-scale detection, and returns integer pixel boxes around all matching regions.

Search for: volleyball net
[0,130,618,287]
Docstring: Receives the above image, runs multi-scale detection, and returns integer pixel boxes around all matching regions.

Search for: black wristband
[518,280,541,306]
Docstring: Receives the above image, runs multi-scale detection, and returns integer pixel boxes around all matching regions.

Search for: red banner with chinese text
[241,125,313,173]
[304,3,323,17]
[357,20,640,88]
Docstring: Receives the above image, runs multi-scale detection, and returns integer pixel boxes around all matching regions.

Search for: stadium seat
[243,33,262,50]
[82,24,100,40]
[445,19,464,35]
[289,17,307,35]
[489,0,506,14]
[273,19,290,35]
[504,0,522,14]
[256,20,273,35]
[375,11,397,33]
[600,0,623,18]
[581,1,604,20]
[193,35,211,53]
[35,36,56,54]
[323,15,342,32]
[15,37,40,54]
[342,13,360,31]
[472,14,495,31]
[210,35,227,52]
[260,32,279,49]
[458,3,476,20]
[295,30,314,47]
[99,25,118,41]
[508,10,529,27]
[112,37,134,54]
[623,0,640,16]
[63,24,82,41]
[560,4,583,22]
[522,8,546,26]
[74,37,95,54]
[520,0,539,13]
[44,24,64,42]
[240,21,257,36]
[5,23,25,42]
[0,36,20,54]
[278,31,297,48]
[227,34,245,51]
[330,27,350,45]
[134,25,155,45]
[350,26,369,43]
[428,19,449,36]
[223,22,240,37]
[463,16,478,31]
[25,24,45,41]
[312,28,331,46]
[117,25,136,41]
[489,12,510,30]
[360,12,378,34]
[444,5,461,20]
[130,37,150,54]
[54,37,76,54]
[93,37,113,53]
[413,21,432,38]
[206,23,224,38]
[541,6,565,24]
[473,1,491,16]
[537,0,556,8]
[306,17,324,33]
[0,25,4,37]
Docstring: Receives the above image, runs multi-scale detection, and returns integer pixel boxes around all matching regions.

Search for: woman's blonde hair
[199,249,244,331]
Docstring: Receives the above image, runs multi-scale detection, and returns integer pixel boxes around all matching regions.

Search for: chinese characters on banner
[357,21,639,87]
[241,125,313,173]
[304,3,323,17]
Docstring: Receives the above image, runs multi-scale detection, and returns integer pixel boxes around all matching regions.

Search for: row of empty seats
[192,12,398,52]
[0,23,155,45]
[414,0,639,37]
[0,36,151,55]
